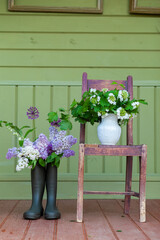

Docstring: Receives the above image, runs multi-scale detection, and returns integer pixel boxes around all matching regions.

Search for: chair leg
[77,144,85,222]
[124,156,133,214]
[139,145,147,223]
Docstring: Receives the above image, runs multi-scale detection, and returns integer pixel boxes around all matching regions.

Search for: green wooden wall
[0,0,160,199]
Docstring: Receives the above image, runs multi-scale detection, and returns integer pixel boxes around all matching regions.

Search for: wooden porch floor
[0,199,160,240]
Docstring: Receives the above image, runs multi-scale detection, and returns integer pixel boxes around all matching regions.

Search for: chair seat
[83,144,145,156]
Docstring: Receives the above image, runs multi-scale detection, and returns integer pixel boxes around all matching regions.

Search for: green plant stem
[33,119,36,140]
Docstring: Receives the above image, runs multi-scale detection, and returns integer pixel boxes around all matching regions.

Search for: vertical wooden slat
[155,87,160,173]
[17,86,34,135]
[86,124,104,174]
[17,86,33,176]
[0,86,16,173]
[34,86,51,137]
[52,86,68,174]
[139,87,154,173]
[69,86,81,173]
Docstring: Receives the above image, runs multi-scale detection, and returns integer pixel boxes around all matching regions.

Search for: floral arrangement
[0,107,77,171]
[70,82,147,126]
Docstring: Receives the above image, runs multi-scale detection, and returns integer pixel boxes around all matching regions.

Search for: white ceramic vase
[97,114,121,145]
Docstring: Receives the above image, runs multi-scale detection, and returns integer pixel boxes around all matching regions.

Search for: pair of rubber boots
[23,163,60,220]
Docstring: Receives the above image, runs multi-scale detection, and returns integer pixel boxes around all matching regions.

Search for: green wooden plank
[0,15,160,33]
[103,0,129,15]
[1,50,160,67]
[85,123,104,174]
[139,87,155,174]
[52,86,69,173]
[1,33,160,50]
[1,68,160,83]
[0,180,159,199]
[35,86,51,137]
[17,86,34,175]
[0,86,16,174]
[155,87,160,174]
[17,86,34,137]
[1,172,160,182]
[69,86,81,173]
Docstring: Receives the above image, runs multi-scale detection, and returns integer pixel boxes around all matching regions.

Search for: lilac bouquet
[1,107,77,171]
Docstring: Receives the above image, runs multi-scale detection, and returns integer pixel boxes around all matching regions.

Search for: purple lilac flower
[26,106,39,120]
[63,149,75,158]
[47,143,53,155]
[65,135,77,148]
[6,147,18,159]
[23,138,33,147]
[34,133,49,160]
[51,118,61,127]
[49,126,59,140]
[52,140,63,152]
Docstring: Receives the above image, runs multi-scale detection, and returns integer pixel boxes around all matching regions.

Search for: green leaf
[54,156,61,168]
[100,97,107,107]
[60,120,72,130]
[24,128,35,138]
[61,113,69,121]
[47,112,58,123]
[70,99,77,109]
[20,126,30,131]
[93,106,100,112]
[0,121,2,127]
[138,99,148,105]
[111,81,117,85]
[19,140,24,147]
[46,155,53,164]
[119,83,125,89]
[59,107,65,112]
[46,152,57,164]
[39,158,46,167]
[82,91,89,99]
[51,152,57,158]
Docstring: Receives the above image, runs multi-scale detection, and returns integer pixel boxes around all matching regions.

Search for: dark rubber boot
[44,164,61,220]
[23,163,46,220]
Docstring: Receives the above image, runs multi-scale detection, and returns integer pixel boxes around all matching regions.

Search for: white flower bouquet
[70,82,148,126]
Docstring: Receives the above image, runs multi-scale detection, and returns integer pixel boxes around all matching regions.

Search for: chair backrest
[80,72,133,145]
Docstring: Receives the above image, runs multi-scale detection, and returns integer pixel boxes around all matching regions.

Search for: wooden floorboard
[0,200,160,240]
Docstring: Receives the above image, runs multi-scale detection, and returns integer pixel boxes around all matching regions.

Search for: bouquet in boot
[1,107,77,170]
[1,107,77,220]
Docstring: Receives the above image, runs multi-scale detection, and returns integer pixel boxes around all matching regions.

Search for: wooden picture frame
[130,0,160,14]
[8,0,103,13]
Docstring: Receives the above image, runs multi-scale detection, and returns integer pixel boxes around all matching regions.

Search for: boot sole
[23,210,43,220]
[44,214,61,220]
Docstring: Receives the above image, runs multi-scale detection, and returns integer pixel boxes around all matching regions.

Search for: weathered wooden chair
[77,72,147,223]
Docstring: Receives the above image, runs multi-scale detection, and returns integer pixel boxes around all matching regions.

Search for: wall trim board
[0,181,159,199]
[0,80,160,87]
[0,173,160,182]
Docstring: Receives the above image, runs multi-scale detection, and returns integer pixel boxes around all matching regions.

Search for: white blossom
[117,107,130,120]
[131,101,140,109]
[107,93,116,105]
[90,88,96,93]
[118,90,129,102]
